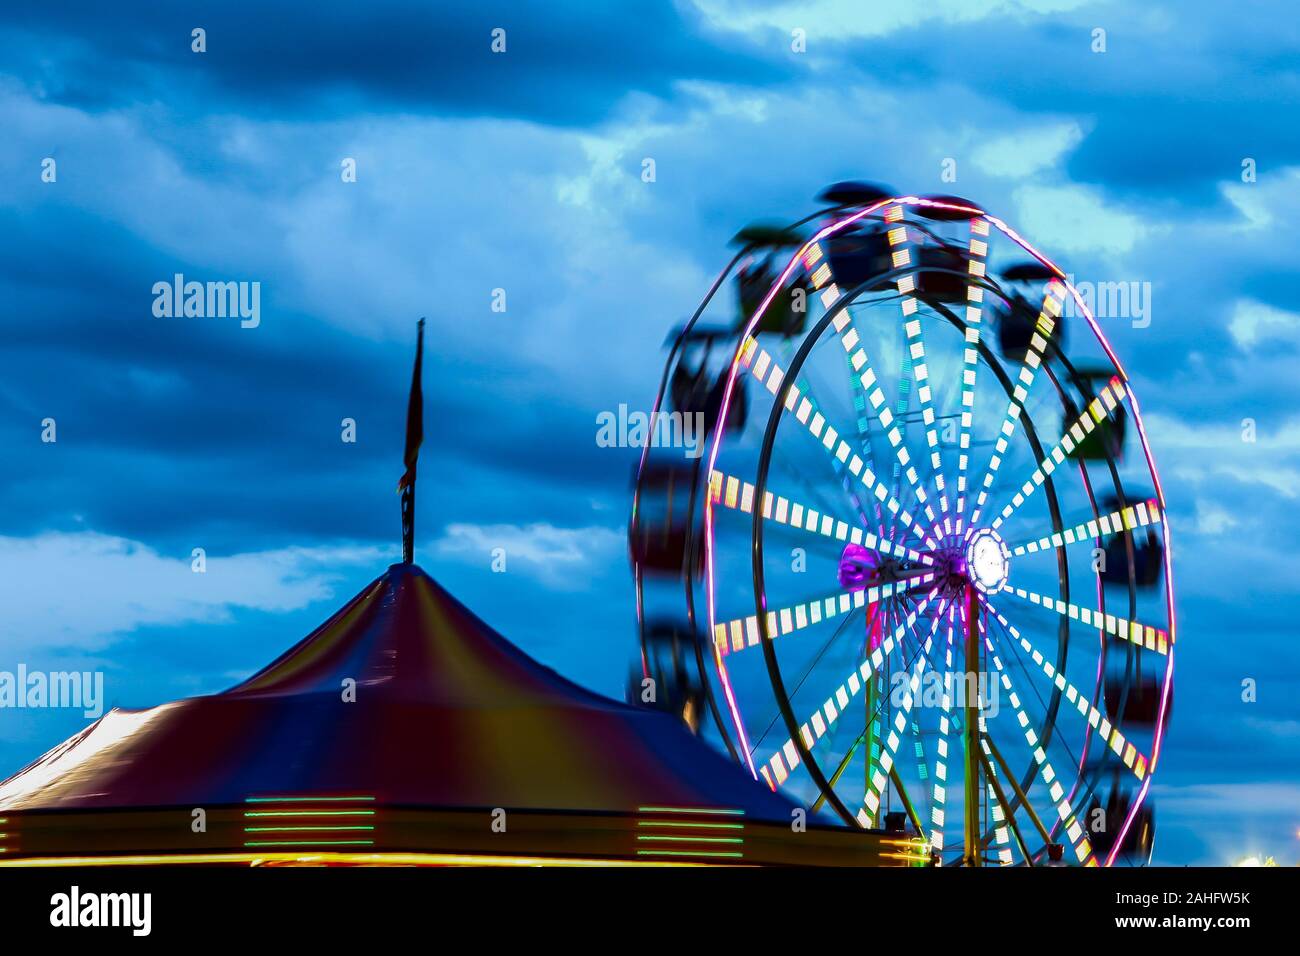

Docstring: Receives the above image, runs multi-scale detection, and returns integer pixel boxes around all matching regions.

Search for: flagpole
[399,318,425,565]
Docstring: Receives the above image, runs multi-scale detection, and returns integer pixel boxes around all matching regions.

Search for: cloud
[1010,183,1152,255]
[971,121,1085,178]
[432,522,624,589]
[691,0,1091,41]
[1228,299,1300,350]
[0,532,386,653]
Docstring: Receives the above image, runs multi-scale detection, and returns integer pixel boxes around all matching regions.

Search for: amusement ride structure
[630,185,1175,866]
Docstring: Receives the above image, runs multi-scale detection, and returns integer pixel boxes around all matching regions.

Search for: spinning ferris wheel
[629,184,1174,867]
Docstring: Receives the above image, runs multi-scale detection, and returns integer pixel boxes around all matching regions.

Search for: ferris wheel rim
[698,195,1176,866]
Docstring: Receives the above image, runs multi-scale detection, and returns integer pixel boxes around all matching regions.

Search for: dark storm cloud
[0,0,787,123]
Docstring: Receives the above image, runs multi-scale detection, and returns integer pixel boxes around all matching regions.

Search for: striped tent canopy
[0,563,800,817]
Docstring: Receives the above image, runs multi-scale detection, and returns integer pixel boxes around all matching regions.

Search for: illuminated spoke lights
[990,376,1129,532]
[243,795,376,848]
[1003,585,1169,655]
[856,600,950,827]
[737,336,929,543]
[1010,498,1163,557]
[902,313,949,525]
[800,226,941,545]
[969,282,1064,526]
[928,607,958,851]
[833,309,940,546]
[954,220,990,533]
[708,470,926,564]
[975,622,1097,866]
[984,601,1151,783]
[759,588,940,790]
[635,807,745,860]
[713,574,932,656]
[977,710,1014,865]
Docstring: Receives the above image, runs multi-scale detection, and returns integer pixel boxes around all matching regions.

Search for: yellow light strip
[0,851,711,868]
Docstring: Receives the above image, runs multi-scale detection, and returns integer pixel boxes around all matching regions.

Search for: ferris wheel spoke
[739,337,930,544]
[856,598,951,827]
[927,605,959,851]
[708,470,927,565]
[758,586,941,790]
[796,227,942,545]
[977,609,1098,866]
[983,600,1152,786]
[952,221,989,534]
[1000,584,1170,655]
[1008,498,1163,557]
[969,282,1065,527]
[988,376,1129,532]
[713,574,932,657]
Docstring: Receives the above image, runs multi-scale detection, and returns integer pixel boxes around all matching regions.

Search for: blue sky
[0,0,1297,864]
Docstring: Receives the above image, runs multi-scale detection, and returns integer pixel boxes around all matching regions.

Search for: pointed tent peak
[223,562,618,712]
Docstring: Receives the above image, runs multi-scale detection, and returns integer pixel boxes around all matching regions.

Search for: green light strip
[244,840,375,847]
[244,826,375,833]
[636,807,744,816]
[636,849,744,859]
[636,821,744,830]
[244,810,375,818]
[636,835,743,844]
[245,796,376,803]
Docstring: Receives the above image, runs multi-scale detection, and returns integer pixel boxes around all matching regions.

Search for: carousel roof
[0,563,800,820]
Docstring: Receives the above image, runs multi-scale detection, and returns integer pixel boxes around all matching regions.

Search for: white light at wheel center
[966,530,1009,593]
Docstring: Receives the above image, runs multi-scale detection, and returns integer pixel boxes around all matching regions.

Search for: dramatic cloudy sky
[0,0,1297,864]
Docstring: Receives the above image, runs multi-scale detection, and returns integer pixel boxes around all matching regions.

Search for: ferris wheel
[629,184,1175,867]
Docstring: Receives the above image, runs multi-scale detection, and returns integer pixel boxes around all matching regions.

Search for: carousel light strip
[707,469,926,564]
[738,337,929,542]
[983,600,1151,784]
[977,616,1097,866]
[636,807,746,861]
[929,607,957,851]
[856,600,950,827]
[1010,499,1163,556]
[969,282,1064,527]
[243,795,378,849]
[711,575,931,656]
[954,222,988,533]
[1002,585,1169,655]
[990,377,1130,531]
[760,587,940,790]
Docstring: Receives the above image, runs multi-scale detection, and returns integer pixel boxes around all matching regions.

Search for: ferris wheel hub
[965,527,1011,595]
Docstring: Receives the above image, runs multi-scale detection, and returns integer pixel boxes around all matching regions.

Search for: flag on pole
[397,318,425,492]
